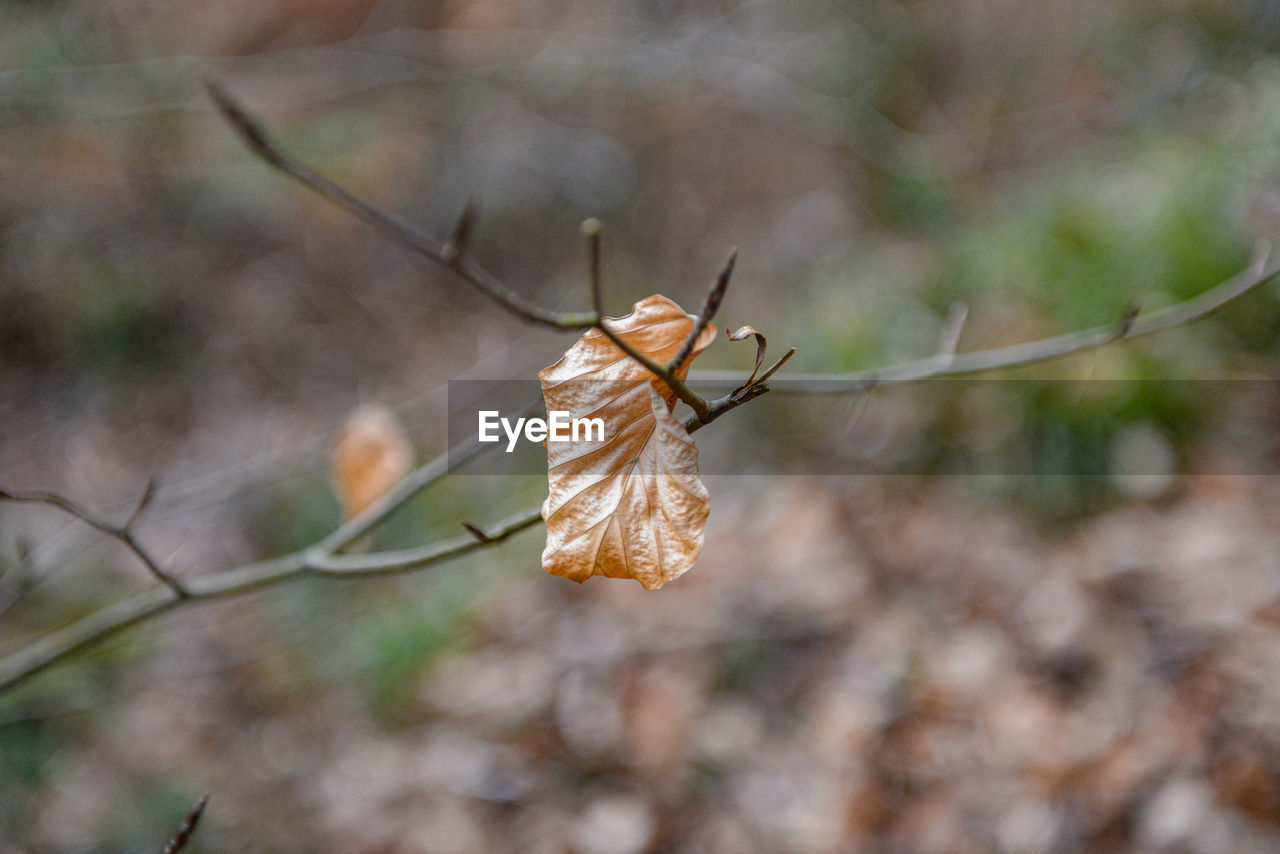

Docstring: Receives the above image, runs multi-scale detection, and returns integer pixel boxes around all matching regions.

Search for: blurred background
[4,1,1280,851]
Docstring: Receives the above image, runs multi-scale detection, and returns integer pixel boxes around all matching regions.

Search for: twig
[0,487,189,597]
[684,382,772,434]
[753,347,797,387]
[208,81,716,423]
[0,422,526,695]
[670,249,736,374]
[687,240,1280,392]
[204,81,596,330]
[594,320,713,421]
[582,218,604,318]
[462,521,492,543]
[303,508,540,575]
[161,793,209,854]
[0,504,543,696]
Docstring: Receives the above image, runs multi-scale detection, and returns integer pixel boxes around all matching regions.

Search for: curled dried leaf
[332,404,414,519]
[539,295,714,589]
[728,325,767,392]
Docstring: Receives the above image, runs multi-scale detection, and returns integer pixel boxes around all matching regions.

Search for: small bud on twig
[161,793,209,854]
[442,199,476,263]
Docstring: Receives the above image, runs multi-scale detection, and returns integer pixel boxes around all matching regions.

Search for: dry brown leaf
[332,404,414,519]
[727,325,767,391]
[539,295,715,589]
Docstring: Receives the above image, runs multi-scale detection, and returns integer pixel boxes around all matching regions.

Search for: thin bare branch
[207,81,715,420]
[687,241,1279,392]
[582,218,604,318]
[684,383,772,435]
[754,347,797,386]
[594,320,713,421]
[0,537,35,617]
[0,584,187,696]
[0,488,188,597]
[671,249,736,374]
[305,508,541,576]
[0,425,490,693]
[207,83,732,425]
[205,80,596,330]
[0,505,542,696]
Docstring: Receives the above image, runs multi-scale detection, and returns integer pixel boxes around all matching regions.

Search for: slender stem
[442,199,476,263]
[305,507,543,576]
[686,242,1280,393]
[594,320,712,421]
[0,426,535,695]
[208,82,708,417]
[207,84,727,423]
[583,218,604,318]
[0,508,543,695]
[670,249,736,375]
[0,489,188,596]
[205,81,595,331]
[316,428,498,554]
[0,585,184,696]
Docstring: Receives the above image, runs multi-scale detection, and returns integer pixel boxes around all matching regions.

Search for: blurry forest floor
[5,1,1280,852]
[9,474,1280,853]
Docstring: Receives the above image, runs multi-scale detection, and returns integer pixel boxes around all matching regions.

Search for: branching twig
[670,249,736,374]
[205,80,596,331]
[0,486,188,597]
[0,427,528,695]
[207,81,718,424]
[1,244,1271,694]
[0,493,543,696]
[583,218,604,318]
[687,240,1279,392]
[594,320,713,420]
